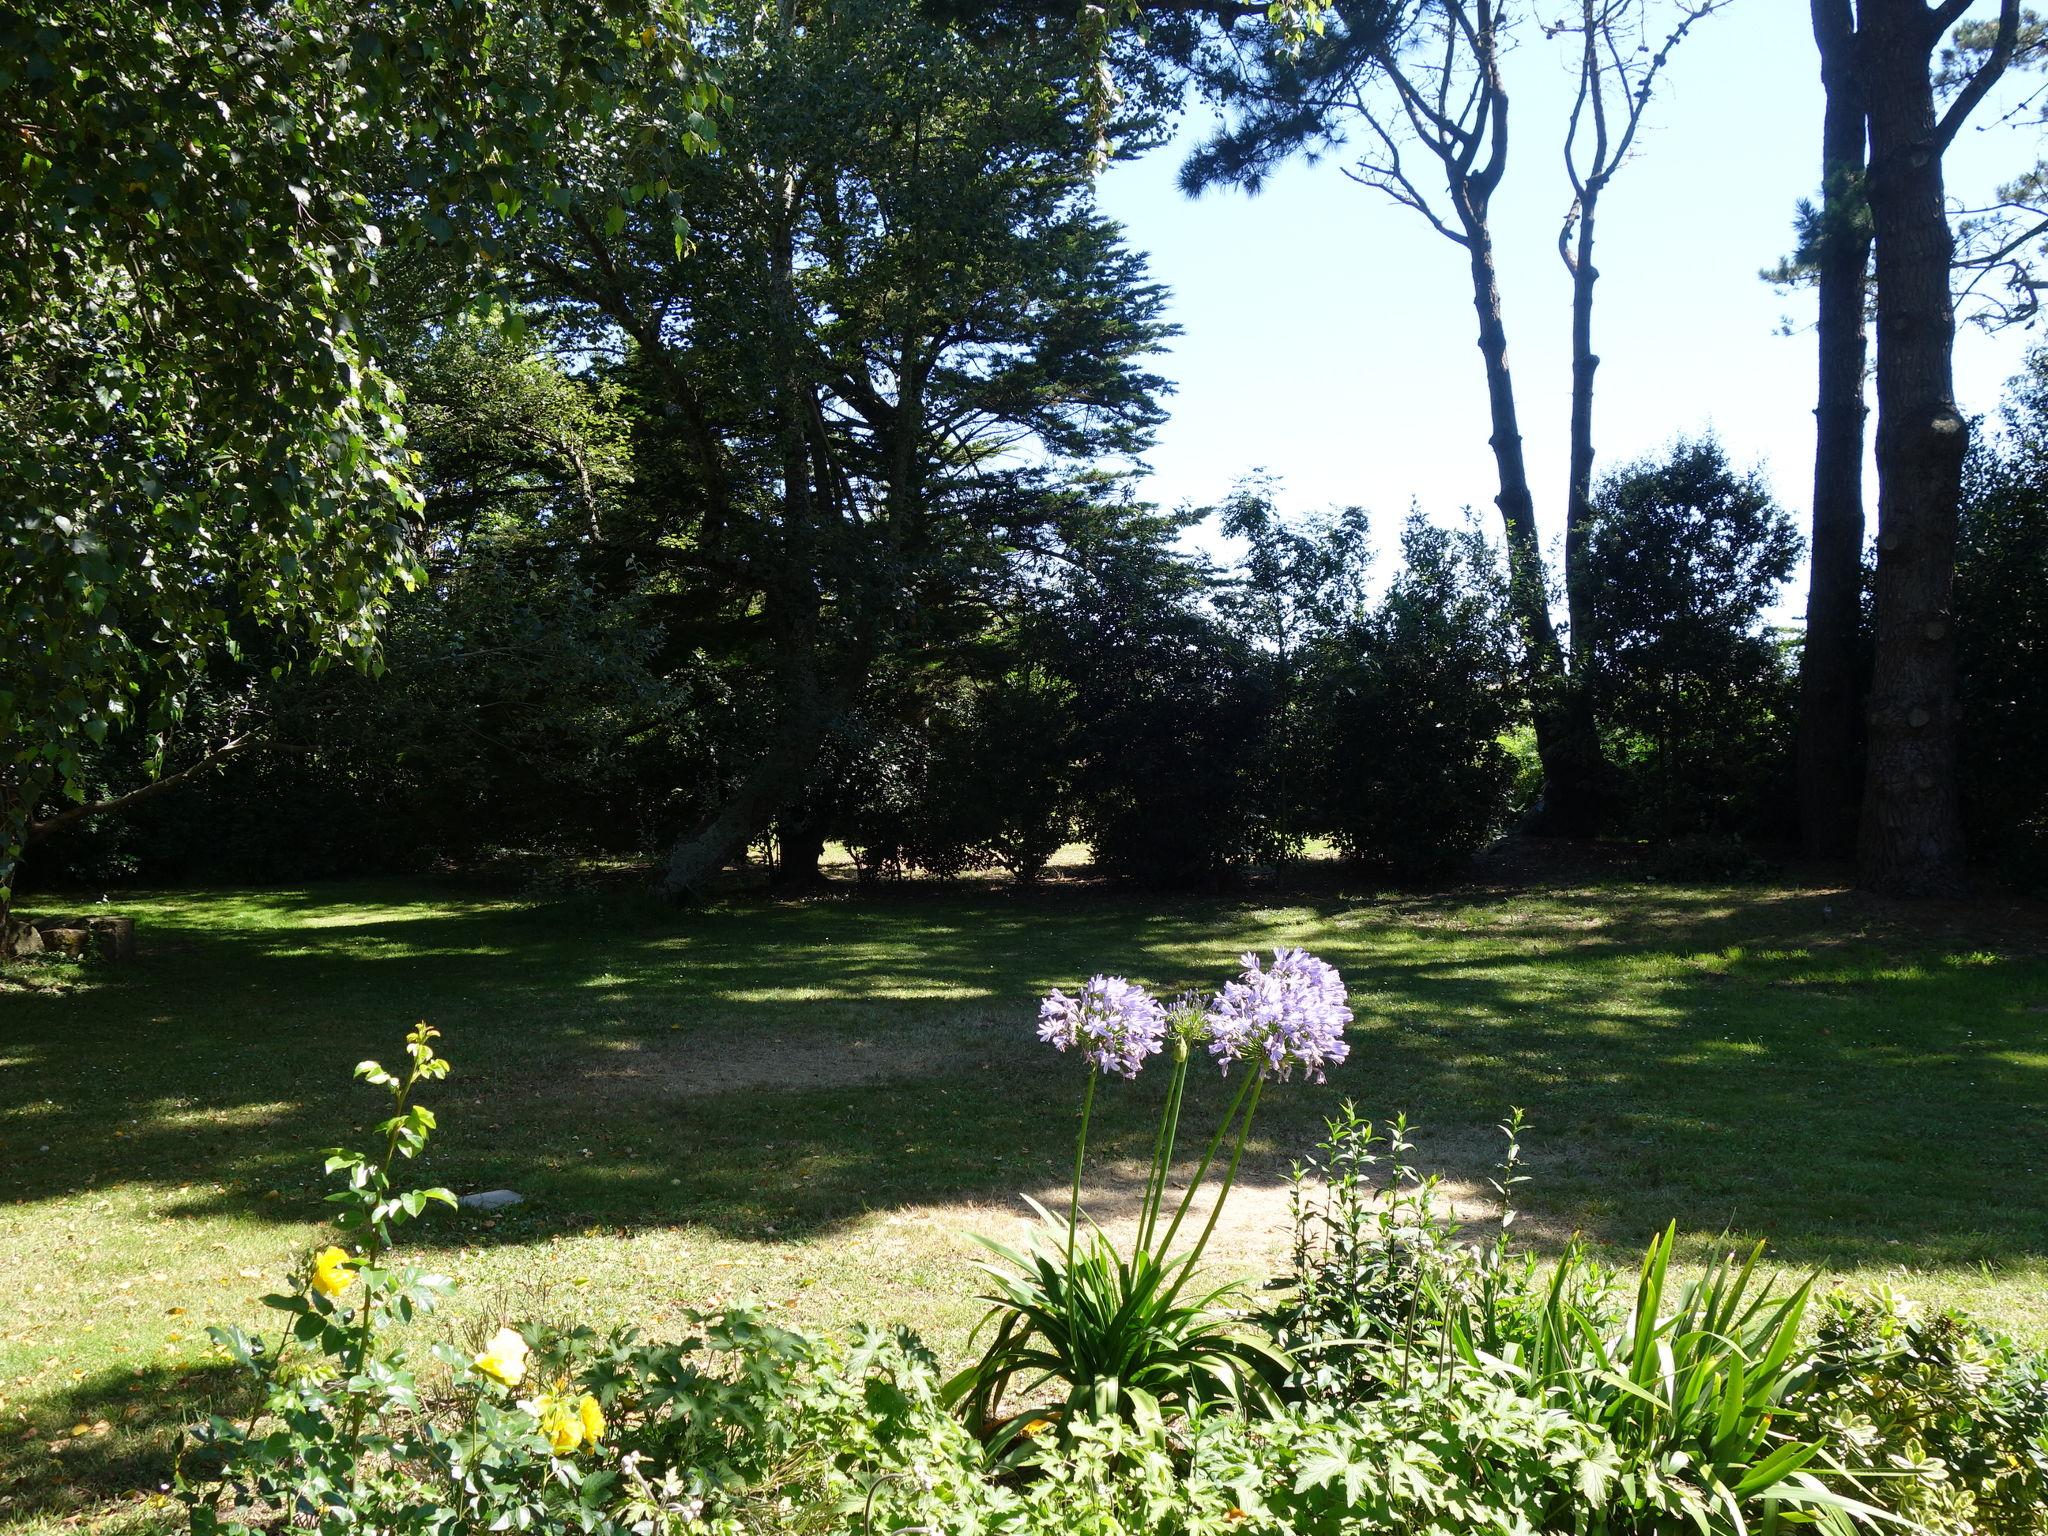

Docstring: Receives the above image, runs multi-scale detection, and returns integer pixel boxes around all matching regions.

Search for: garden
[6,871,2048,1536]
[10,0,2048,1532]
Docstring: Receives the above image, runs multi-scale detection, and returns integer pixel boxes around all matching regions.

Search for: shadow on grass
[4,876,2048,1272]
[0,1360,250,1529]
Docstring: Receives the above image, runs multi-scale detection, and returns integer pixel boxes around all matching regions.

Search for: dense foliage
[1290,518,1522,881]
[1956,352,2048,891]
[1,0,420,903]
[1580,438,1802,844]
[0,0,717,904]
[16,4,2048,898]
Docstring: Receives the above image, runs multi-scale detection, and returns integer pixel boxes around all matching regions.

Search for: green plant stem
[1176,1074,1263,1284]
[1155,1069,1258,1258]
[1137,1047,1190,1253]
[1067,1068,1097,1258]
[340,1068,413,1477]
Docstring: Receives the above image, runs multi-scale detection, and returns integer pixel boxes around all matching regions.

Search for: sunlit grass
[3,869,2046,1532]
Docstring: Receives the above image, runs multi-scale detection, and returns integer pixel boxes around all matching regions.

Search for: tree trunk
[772,809,827,889]
[1563,188,1601,684]
[1798,0,1872,861]
[1856,0,1970,895]
[658,701,831,900]
[1461,207,1603,835]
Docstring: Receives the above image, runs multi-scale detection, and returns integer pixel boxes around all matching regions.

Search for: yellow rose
[473,1327,529,1388]
[520,1388,595,1455]
[524,1392,589,1458]
[310,1246,356,1300]
[537,1396,583,1455]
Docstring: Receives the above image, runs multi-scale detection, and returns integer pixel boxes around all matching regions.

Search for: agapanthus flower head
[1205,947,1352,1083]
[1037,975,1168,1079]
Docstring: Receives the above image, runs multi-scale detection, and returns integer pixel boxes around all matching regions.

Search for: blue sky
[1095,1,2045,613]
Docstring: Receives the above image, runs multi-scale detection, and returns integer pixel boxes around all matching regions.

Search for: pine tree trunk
[1797,0,1872,861]
[1856,0,1969,895]
[1462,210,1602,835]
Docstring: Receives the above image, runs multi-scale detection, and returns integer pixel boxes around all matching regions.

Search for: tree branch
[1936,0,2021,149]
[25,728,266,844]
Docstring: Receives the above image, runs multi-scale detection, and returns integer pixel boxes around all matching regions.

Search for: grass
[4,862,2047,1531]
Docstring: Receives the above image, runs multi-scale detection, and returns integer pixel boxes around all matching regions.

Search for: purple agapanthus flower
[1038,975,1168,1079]
[1205,947,1352,1083]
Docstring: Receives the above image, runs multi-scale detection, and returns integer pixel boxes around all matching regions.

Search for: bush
[1039,538,1285,886]
[180,1027,995,1536]
[1581,437,1802,842]
[1809,1288,2048,1534]
[1958,360,2048,891]
[1264,1106,1925,1534]
[1644,832,1772,884]
[1291,519,1521,883]
[921,667,1078,882]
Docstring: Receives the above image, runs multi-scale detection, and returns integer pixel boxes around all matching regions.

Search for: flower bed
[181,960,2048,1536]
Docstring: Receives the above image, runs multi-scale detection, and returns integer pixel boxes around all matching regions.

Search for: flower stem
[1182,1074,1263,1278]
[1068,1068,1098,1258]
[1155,1069,1257,1257]
[1137,1046,1189,1254]
[341,1066,412,1487]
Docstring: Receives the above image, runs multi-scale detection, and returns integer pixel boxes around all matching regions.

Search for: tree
[0,0,717,910]
[1580,438,1802,840]
[1855,0,2021,894]
[1945,10,2048,325]
[1553,1,1728,728]
[24,318,709,886]
[1955,351,2048,889]
[1037,504,1284,886]
[1176,0,1719,835]
[0,1,417,910]
[1212,479,1373,666]
[481,1,1171,898]
[1795,0,1878,860]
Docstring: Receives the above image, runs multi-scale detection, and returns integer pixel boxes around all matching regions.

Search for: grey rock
[458,1188,525,1212]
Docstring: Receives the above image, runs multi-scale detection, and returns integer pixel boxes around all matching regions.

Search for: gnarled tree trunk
[658,692,833,900]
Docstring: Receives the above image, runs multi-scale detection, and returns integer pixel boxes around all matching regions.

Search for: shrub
[1291,518,1521,883]
[184,1023,2048,1536]
[835,667,1081,883]
[1644,832,1772,884]
[1267,1107,1539,1407]
[1034,526,1286,887]
[1581,436,1802,842]
[1808,1287,2048,1534]
[1958,365,2048,891]
[921,667,1078,882]
[1265,1105,1896,1534]
[1198,1373,1615,1536]
[180,1026,1000,1536]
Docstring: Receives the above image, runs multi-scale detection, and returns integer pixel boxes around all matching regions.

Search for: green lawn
[4,867,2047,1531]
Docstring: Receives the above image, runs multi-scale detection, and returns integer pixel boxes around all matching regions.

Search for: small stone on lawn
[458,1189,524,1212]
